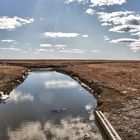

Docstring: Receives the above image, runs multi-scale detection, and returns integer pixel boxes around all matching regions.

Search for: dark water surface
[0,71,103,140]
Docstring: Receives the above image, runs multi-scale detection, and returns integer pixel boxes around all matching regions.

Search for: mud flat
[0,60,140,140]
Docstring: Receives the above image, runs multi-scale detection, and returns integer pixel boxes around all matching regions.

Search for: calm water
[0,71,103,140]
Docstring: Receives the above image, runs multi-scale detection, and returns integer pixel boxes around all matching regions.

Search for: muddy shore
[0,60,140,140]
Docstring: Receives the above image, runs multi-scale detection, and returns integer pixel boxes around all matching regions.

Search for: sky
[0,0,140,60]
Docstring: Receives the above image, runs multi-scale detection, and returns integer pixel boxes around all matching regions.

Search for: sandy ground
[0,60,140,140]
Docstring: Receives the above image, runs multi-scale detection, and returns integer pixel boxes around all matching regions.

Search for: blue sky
[0,0,140,59]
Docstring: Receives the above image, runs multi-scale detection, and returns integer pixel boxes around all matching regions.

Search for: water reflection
[8,116,102,140]
[9,90,34,103]
[44,80,78,89]
[0,71,103,140]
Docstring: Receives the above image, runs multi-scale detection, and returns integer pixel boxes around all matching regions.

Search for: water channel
[0,71,104,140]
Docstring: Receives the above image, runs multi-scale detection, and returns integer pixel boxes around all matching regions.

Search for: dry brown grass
[0,60,140,140]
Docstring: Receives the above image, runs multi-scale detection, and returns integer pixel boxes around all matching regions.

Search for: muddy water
[0,71,103,140]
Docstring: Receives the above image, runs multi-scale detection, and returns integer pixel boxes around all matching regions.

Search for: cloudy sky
[0,0,140,59]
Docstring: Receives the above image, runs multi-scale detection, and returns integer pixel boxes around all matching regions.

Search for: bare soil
[0,60,140,140]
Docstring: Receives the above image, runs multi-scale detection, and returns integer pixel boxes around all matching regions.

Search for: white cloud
[39,44,67,50]
[55,44,67,49]
[129,40,140,52]
[55,44,67,47]
[1,47,21,51]
[39,17,44,21]
[92,50,100,53]
[36,49,49,52]
[35,48,54,53]
[110,38,137,43]
[130,40,140,47]
[99,11,140,34]
[35,49,48,53]
[65,0,88,4]
[110,38,140,52]
[108,14,140,33]
[130,46,140,52]
[45,80,78,89]
[109,25,138,33]
[1,39,16,43]
[60,49,85,54]
[98,10,140,52]
[132,31,140,37]
[48,49,54,52]
[71,49,85,53]
[98,11,134,25]
[65,0,126,6]
[101,22,112,26]
[42,32,80,38]
[104,36,110,41]
[82,34,88,38]
[1,39,18,45]
[40,44,52,47]
[90,0,126,6]
[85,8,95,15]
[0,16,34,30]
[64,0,140,54]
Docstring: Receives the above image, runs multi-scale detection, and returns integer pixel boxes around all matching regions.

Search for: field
[0,60,140,140]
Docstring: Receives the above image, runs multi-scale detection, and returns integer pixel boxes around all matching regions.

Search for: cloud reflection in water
[7,116,103,140]
[44,80,79,89]
[9,90,34,103]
